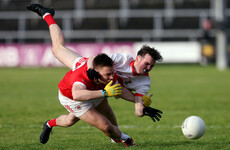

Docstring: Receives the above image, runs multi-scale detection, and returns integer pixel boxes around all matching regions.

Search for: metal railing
[0,7,228,43]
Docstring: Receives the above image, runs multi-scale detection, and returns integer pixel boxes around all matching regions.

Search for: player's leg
[80,106,135,147]
[95,99,135,146]
[40,113,79,144]
[49,24,81,69]
[95,99,121,143]
[55,113,79,127]
[79,106,121,139]
[27,4,81,69]
[95,99,118,126]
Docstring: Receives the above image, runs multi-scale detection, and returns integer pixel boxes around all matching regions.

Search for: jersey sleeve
[72,57,88,71]
[73,81,87,89]
[134,76,151,96]
[109,53,133,69]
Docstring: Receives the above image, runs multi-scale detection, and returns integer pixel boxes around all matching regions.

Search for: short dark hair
[93,53,113,69]
[137,45,163,62]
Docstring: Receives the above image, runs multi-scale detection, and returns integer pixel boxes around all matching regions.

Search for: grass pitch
[0,65,230,150]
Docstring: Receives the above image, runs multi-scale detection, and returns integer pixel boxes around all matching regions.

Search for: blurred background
[0,0,229,69]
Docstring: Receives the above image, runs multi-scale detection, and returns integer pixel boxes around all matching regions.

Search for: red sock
[47,118,57,127]
[43,13,56,26]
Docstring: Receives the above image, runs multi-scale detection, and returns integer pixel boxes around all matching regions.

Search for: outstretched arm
[72,81,122,101]
[119,87,135,102]
[119,87,145,117]
[120,87,163,121]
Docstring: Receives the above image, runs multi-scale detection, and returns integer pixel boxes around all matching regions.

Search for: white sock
[120,132,130,140]
[43,13,51,19]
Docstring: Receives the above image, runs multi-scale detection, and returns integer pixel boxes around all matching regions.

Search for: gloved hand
[87,68,100,80]
[142,94,153,107]
[102,81,122,97]
[27,3,55,17]
[143,107,163,122]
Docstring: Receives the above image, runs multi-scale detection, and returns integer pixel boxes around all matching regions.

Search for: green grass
[0,65,230,150]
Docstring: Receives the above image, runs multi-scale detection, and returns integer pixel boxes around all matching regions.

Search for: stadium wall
[0,42,201,67]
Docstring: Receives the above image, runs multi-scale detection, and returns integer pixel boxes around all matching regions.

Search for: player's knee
[100,123,113,134]
[51,47,57,55]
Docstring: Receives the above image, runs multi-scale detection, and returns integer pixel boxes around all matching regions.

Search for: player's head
[134,45,162,74]
[93,53,114,84]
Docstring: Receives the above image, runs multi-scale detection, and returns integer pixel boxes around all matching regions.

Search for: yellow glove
[102,81,122,97]
[142,94,153,107]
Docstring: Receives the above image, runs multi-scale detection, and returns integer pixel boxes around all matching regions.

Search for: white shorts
[58,91,104,117]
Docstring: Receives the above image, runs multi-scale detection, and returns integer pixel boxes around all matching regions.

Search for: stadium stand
[0,0,229,43]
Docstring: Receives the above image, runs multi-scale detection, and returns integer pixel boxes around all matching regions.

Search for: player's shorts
[58,90,104,117]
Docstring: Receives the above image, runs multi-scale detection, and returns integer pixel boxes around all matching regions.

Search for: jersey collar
[129,60,149,76]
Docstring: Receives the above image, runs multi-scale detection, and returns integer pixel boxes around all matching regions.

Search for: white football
[181,116,206,139]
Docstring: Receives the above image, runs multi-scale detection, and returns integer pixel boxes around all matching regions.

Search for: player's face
[96,66,114,84]
[135,54,155,74]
